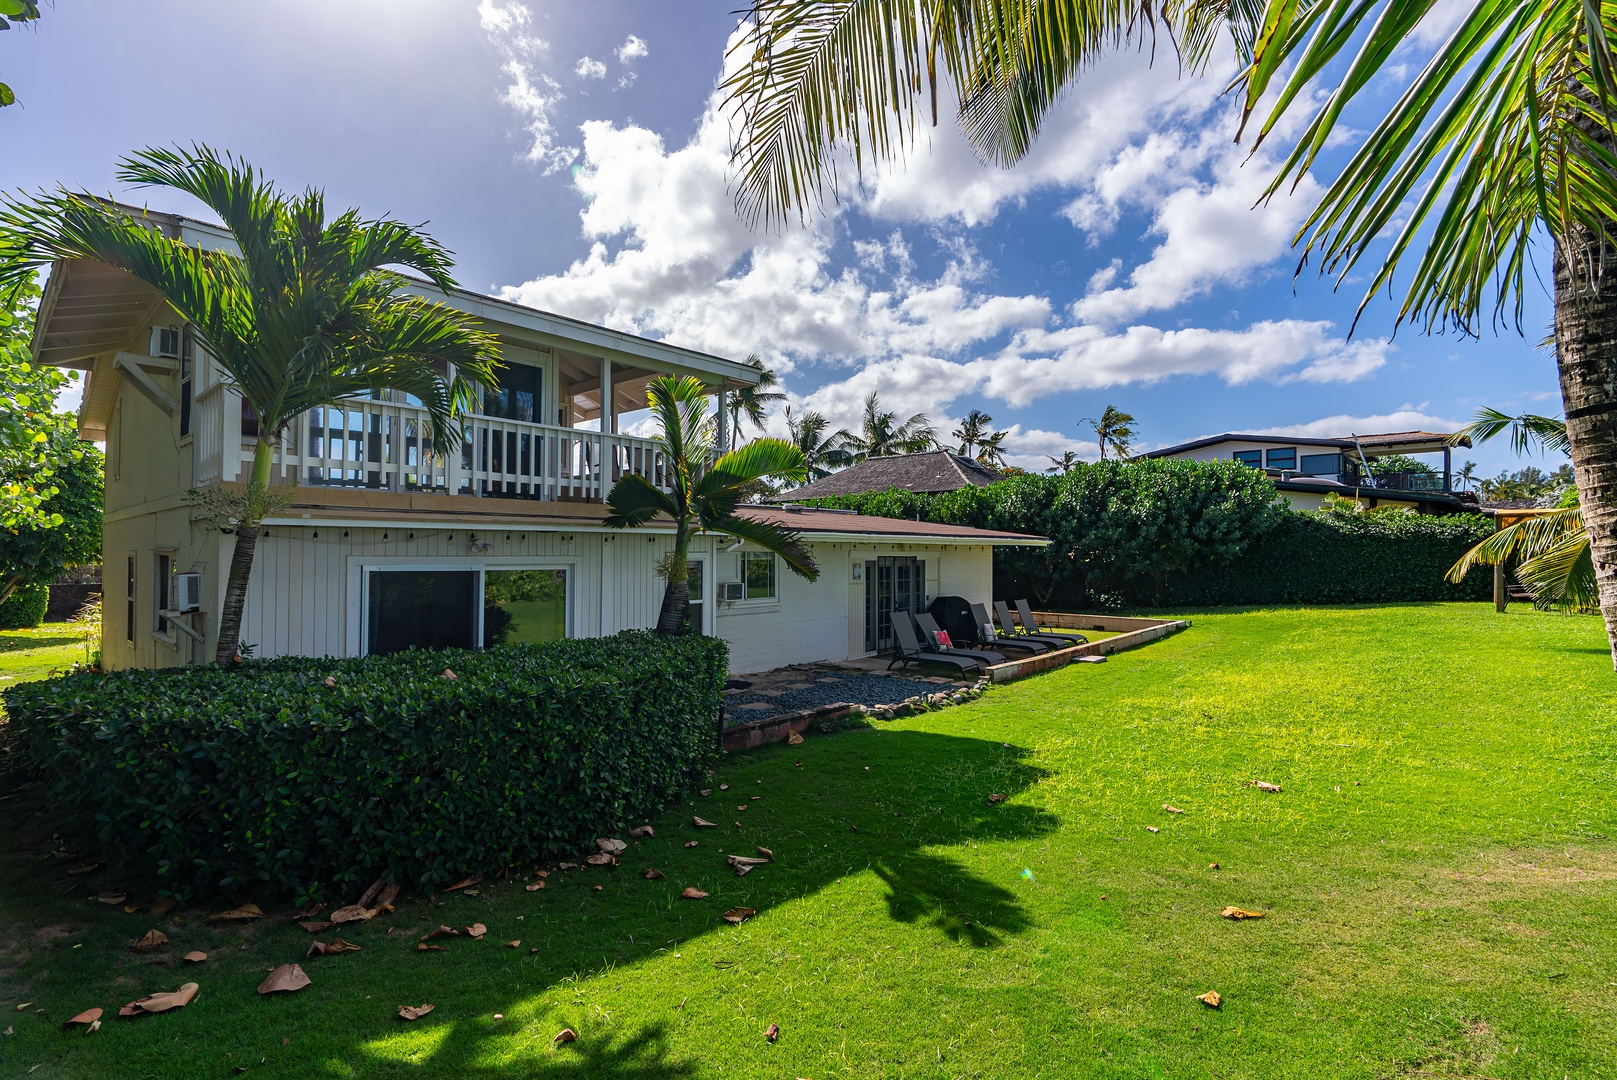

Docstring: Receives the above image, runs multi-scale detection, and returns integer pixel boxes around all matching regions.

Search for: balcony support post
[1443,445,1452,492]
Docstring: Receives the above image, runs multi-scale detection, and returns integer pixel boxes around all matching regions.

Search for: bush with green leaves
[0,580,47,628]
[3,631,727,901]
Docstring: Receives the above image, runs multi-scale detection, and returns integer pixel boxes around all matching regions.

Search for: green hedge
[3,631,726,901]
[801,462,1494,608]
[1164,510,1494,605]
[0,582,49,629]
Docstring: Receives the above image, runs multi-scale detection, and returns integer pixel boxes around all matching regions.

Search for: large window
[483,569,567,647]
[483,361,541,423]
[1266,447,1296,470]
[153,552,176,635]
[742,551,776,600]
[1300,452,1342,477]
[366,570,479,655]
[1232,450,1263,468]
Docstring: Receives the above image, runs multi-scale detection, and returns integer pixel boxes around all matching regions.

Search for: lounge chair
[1014,599,1088,645]
[914,612,1007,668]
[968,602,1049,656]
[994,601,1082,650]
[889,616,993,675]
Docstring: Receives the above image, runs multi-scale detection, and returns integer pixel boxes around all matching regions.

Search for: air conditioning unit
[175,572,202,613]
[719,581,745,602]
[150,325,181,359]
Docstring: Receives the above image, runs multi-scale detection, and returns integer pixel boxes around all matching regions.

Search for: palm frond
[605,473,678,530]
[715,513,822,582]
[694,438,811,521]
[1451,406,1572,455]
[1446,504,1587,582]
[1516,528,1598,610]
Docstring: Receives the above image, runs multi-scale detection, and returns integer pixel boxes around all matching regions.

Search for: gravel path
[722,669,948,726]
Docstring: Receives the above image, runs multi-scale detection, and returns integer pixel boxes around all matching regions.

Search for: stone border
[720,612,1189,751]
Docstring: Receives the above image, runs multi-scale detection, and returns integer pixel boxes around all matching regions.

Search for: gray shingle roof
[777,451,1002,499]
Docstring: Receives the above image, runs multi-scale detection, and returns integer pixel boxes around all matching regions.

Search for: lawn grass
[2,603,1614,1079]
[0,624,95,688]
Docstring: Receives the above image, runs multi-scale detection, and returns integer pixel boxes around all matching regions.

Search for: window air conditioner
[719,581,745,602]
[175,572,202,613]
[150,325,181,359]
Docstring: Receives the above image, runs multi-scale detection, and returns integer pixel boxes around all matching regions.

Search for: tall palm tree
[606,375,817,634]
[1084,405,1137,462]
[1453,460,1480,493]
[975,428,1010,467]
[785,405,855,480]
[842,391,937,460]
[0,145,500,664]
[727,353,788,443]
[1046,450,1082,474]
[953,408,994,457]
[723,2,1617,667]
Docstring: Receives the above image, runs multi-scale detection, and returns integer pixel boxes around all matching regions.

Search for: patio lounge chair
[994,601,1083,650]
[889,615,996,676]
[1014,600,1089,645]
[968,602,1050,656]
[914,612,1008,668]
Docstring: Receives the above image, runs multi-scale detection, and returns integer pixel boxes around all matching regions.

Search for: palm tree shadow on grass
[359,729,1054,1076]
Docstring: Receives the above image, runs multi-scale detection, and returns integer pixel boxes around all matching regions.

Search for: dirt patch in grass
[1456,846,1617,885]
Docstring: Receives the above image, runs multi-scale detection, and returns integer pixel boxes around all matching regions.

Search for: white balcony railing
[196,393,669,502]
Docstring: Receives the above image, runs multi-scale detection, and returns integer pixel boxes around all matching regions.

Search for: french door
[865,556,924,652]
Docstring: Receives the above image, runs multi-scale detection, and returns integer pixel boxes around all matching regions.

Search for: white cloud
[478,0,577,173]
[616,34,649,62]
[1253,406,1464,439]
[575,56,607,79]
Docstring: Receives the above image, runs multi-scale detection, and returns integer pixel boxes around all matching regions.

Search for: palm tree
[1046,450,1082,474]
[1453,460,1480,493]
[953,409,994,457]
[727,353,788,443]
[1084,406,1137,462]
[841,391,936,460]
[722,3,1617,667]
[605,375,817,634]
[975,428,1010,467]
[0,145,499,664]
[785,405,855,480]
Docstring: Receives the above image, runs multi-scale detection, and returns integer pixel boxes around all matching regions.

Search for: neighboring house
[778,450,1001,500]
[34,208,1045,675]
[1142,430,1479,514]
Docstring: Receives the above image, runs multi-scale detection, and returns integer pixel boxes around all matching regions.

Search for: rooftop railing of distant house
[194,391,671,501]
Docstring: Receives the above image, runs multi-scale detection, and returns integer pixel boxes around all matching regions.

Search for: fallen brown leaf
[505,940,521,948]
[398,1004,435,1021]
[755,847,774,860]
[421,925,459,942]
[293,902,327,919]
[257,964,311,994]
[372,881,400,910]
[440,667,458,680]
[1146,826,1160,833]
[356,877,387,909]
[596,838,627,855]
[119,982,198,1016]
[1163,804,1184,814]
[592,885,603,892]
[719,784,729,791]
[628,826,654,838]
[692,817,717,828]
[722,907,757,924]
[680,887,708,900]
[737,805,749,812]
[525,880,546,892]
[465,923,487,940]
[328,905,373,925]
[14,1003,32,1011]
[987,794,1006,804]
[65,863,101,875]
[535,870,550,878]
[298,920,334,934]
[699,789,713,797]
[1220,906,1265,920]
[182,951,207,963]
[96,893,127,905]
[323,675,337,688]
[444,872,483,892]
[786,730,804,745]
[727,855,770,878]
[416,943,445,952]
[684,841,699,849]
[1198,990,1221,1008]
[585,852,614,866]
[64,1008,102,1027]
[554,1027,577,1044]
[206,903,263,922]
[764,1022,780,1042]
[1247,780,1282,793]
[1209,862,1220,870]
[124,905,138,914]
[306,938,361,957]
[147,897,177,916]
[642,869,666,880]
[133,929,168,954]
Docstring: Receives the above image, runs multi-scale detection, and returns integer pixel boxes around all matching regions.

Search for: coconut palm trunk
[213,437,275,663]
[657,531,692,635]
[1554,229,1617,667]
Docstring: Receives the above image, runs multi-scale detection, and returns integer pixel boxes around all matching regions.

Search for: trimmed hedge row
[3,631,726,901]
[1164,510,1494,606]
[0,582,49,629]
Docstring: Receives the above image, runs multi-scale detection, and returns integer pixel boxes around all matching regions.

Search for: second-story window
[483,361,540,423]
[178,330,194,439]
[1232,450,1263,468]
[1266,448,1296,470]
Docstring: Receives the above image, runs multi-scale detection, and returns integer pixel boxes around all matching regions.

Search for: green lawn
[2,604,1615,1079]
[0,624,95,687]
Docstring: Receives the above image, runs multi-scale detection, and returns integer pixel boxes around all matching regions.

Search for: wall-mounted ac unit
[175,572,202,613]
[719,581,745,602]
[150,325,181,359]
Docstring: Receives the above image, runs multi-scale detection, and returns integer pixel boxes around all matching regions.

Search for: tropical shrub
[3,631,727,900]
[0,580,47,628]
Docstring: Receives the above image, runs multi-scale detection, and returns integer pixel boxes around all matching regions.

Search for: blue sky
[3,1,1564,478]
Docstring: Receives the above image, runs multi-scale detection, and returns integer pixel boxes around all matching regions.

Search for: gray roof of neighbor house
[777,451,1001,500]
[1142,429,1469,458]
[734,505,1046,546]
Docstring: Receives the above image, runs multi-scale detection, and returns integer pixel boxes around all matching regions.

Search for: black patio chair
[994,601,1083,650]
[889,615,992,676]
[914,612,1007,668]
[1014,599,1089,645]
[969,602,1049,656]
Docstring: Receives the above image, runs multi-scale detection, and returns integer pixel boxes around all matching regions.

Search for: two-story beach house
[34,207,1044,673]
